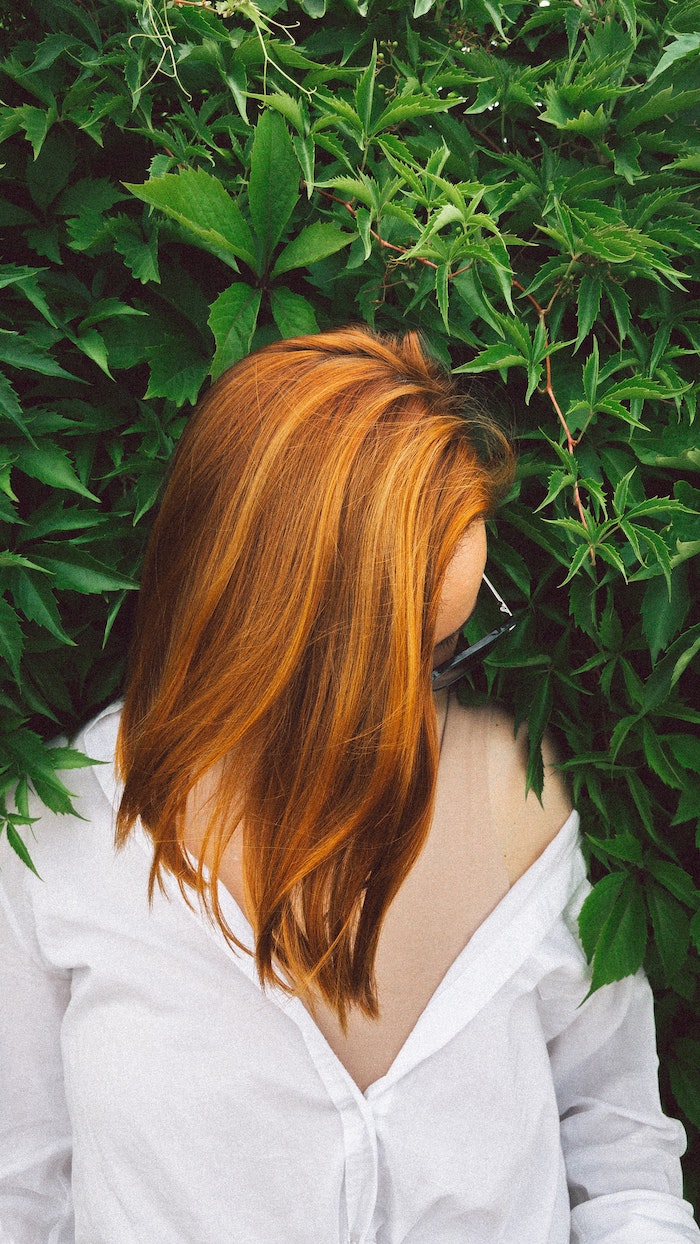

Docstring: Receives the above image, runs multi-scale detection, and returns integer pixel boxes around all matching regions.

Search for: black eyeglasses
[431,574,519,692]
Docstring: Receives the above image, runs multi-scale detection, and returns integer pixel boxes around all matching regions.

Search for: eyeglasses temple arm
[482,573,513,618]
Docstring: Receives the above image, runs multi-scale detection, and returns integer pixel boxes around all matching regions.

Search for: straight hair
[116,326,515,1028]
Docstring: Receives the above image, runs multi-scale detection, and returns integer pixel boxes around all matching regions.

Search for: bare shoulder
[481,706,574,886]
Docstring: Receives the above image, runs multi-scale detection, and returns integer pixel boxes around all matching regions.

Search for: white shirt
[0,702,697,1244]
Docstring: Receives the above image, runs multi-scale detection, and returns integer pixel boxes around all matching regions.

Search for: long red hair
[116,326,514,1026]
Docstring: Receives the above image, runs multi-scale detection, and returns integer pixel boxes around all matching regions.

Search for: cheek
[436,532,487,644]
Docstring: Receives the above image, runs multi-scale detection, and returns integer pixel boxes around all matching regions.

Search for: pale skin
[184,521,572,1091]
[435,520,572,884]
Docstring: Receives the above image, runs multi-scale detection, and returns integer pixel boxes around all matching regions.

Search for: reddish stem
[317,188,475,279]
[468,124,504,155]
[317,189,440,268]
[512,279,592,549]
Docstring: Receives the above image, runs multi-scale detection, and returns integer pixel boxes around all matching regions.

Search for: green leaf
[0,475,18,513]
[144,338,209,407]
[671,734,700,775]
[597,399,648,431]
[612,135,642,184]
[617,0,636,35]
[319,174,374,208]
[0,265,56,327]
[540,99,609,139]
[314,91,365,139]
[625,769,656,839]
[249,110,299,263]
[603,378,678,402]
[313,130,354,171]
[0,552,42,570]
[586,833,642,865]
[376,147,425,198]
[453,267,503,335]
[19,104,54,159]
[575,276,602,350]
[525,672,553,793]
[111,218,160,284]
[663,154,700,173]
[28,771,78,817]
[124,170,257,272]
[208,283,262,382]
[5,823,41,877]
[600,591,622,649]
[23,30,73,74]
[435,263,450,332]
[370,93,459,136]
[16,501,107,541]
[609,713,639,761]
[596,542,628,577]
[293,134,315,193]
[647,859,698,907]
[78,298,147,332]
[590,875,648,990]
[564,6,582,54]
[355,207,373,260]
[647,884,691,983]
[29,546,138,594]
[9,570,75,646]
[250,91,306,136]
[222,64,248,122]
[355,42,377,135]
[648,33,700,84]
[0,330,76,380]
[271,222,353,278]
[535,470,576,512]
[620,86,700,132]
[641,569,690,662]
[579,871,626,960]
[480,0,510,39]
[605,282,630,342]
[0,596,24,683]
[70,328,112,378]
[641,720,682,789]
[47,745,100,770]
[582,337,600,405]
[0,370,33,440]
[454,345,526,374]
[525,357,542,405]
[130,467,164,527]
[270,287,319,339]
[16,445,99,502]
[642,623,700,711]
[676,776,700,826]
[633,525,672,597]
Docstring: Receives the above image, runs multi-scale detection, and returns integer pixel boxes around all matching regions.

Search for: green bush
[1,0,699,1204]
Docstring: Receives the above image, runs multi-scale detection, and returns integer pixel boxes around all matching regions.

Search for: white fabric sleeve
[542,939,699,1242]
[0,834,74,1242]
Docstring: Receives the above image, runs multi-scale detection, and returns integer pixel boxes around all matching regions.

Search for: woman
[0,326,697,1243]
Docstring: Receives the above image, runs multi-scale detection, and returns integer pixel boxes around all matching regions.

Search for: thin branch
[467,123,504,155]
[316,188,473,279]
[512,278,593,551]
[317,189,440,268]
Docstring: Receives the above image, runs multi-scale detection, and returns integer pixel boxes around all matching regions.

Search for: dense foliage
[1,0,699,1203]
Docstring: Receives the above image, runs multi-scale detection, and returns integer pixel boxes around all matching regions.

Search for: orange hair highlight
[116,326,515,1027]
